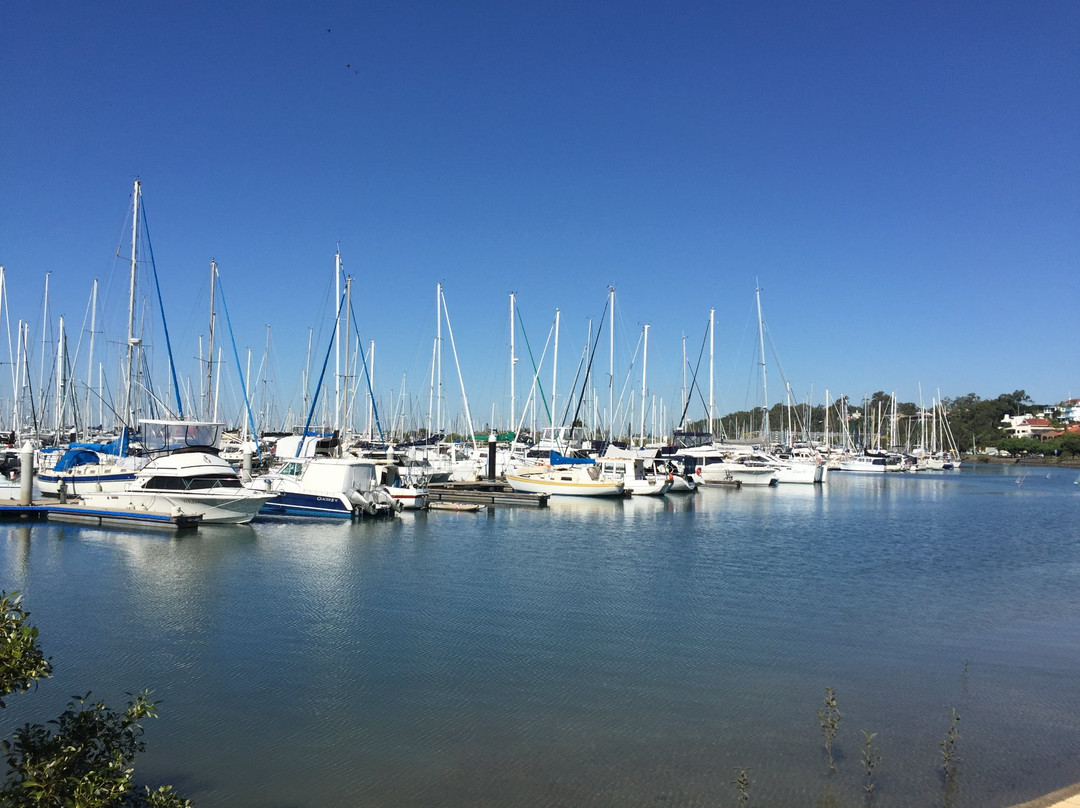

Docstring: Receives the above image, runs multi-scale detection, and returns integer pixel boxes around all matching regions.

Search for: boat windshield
[140,420,224,454]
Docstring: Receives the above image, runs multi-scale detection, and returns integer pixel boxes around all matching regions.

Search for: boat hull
[505,473,624,498]
[38,469,139,496]
[78,490,274,525]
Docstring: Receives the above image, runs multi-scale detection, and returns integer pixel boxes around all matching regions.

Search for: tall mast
[38,272,50,428]
[552,308,560,432]
[434,283,442,436]
[756,284,769,442]
[206,260,217,420]
[14,320,23,434]
[84,279,98,433]
[213,346,223,424]
[334,250,343,430]
[342,274,352,442]
[639,323,650,446]
[509,292,516,435]
[302,327,313,427]
[55,316,65,435]
[708,308,715,439]
[681,335,687,429]
[608,286,615,436]
[122,180,140,429]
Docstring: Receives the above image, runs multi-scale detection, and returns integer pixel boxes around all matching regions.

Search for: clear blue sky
[2,1,1077,434]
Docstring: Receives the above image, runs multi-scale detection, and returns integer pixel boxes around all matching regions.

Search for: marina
[3,463,1079,807]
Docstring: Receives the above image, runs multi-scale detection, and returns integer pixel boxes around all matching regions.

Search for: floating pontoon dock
[0,498,202,530]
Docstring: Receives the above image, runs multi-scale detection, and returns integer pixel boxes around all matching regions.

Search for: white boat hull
[79,489,273,524]
[505,466,625,497]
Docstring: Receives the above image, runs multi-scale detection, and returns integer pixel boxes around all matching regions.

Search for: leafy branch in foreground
[0,591,53,707]
[1,590,190,807]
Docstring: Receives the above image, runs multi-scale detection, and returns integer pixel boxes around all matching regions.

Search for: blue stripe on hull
[261,491,353,517]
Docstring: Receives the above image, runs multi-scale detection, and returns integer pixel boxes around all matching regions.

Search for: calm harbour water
[3,464,1080,807]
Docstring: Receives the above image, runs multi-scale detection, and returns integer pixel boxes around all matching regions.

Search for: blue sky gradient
[2,1,1077,433]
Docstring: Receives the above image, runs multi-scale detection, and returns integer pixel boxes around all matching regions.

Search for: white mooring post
[19,442,33,506]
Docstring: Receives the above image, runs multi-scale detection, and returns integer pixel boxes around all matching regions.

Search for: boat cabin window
[187,475,242,490]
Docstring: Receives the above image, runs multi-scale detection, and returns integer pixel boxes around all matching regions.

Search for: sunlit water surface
[3,464,1079,807]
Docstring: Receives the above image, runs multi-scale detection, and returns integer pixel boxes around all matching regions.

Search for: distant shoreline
[964,454,1080,470]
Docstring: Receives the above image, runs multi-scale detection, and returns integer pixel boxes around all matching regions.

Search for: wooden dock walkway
[428,480,548,508]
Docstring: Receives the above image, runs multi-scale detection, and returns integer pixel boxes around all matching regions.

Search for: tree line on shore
[686,389,1080,458]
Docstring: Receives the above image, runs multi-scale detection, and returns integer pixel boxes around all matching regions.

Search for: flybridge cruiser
[77,420,275,524]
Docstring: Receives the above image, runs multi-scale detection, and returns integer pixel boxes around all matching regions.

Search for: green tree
[0,590,190,807]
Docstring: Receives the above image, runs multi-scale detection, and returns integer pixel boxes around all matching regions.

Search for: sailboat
[244,257,401,517]
[39,182,149,496]
[505,451,626,498]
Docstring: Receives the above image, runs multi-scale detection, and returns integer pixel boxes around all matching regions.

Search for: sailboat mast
[608,286,614,437]
[509,292,516,435]
[681,335,687,429]
[756,284,769,442]
[708,308,715,439]
[552,308,560,432]
[55,316,65,436]
[302,328,313,426]
[343,274,352,443]
[122,180,140,428]
[436,283,443,436]
[639,323,649,446]
[334,251,343,431]
[207,260,217,420]
[39,272,49,427]
[84,279,98,433]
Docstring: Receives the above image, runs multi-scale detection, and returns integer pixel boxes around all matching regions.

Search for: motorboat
[78,448,274,524]
[673,447,778,486]
[596,455,672,496]
[247,456,399,518]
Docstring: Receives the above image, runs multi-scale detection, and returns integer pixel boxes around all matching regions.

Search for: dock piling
[19,442,33,506]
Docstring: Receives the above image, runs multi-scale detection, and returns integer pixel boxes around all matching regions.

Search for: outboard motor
[348,489,377,516]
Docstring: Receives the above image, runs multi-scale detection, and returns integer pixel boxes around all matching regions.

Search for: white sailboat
[505,452,625,498]
[39,182,150,496]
